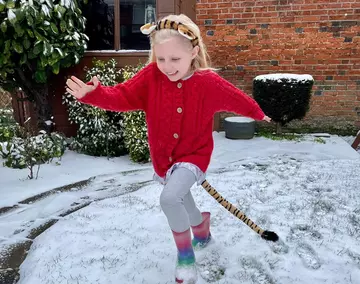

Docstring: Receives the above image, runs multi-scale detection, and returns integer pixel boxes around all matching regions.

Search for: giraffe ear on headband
[140,20,199,46]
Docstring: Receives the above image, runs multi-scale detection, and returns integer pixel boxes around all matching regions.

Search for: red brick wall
[196,0,360,132]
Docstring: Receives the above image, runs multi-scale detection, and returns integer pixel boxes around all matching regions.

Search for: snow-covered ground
[0,151,151,208]
[1,133,360,284]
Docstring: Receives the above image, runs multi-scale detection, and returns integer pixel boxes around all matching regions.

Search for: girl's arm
[209,72,266,121]
[67,63,155,112]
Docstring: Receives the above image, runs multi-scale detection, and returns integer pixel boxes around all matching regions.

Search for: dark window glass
[83,0,115,50]
[119,0,156,50]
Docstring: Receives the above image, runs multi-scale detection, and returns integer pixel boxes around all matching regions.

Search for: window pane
[83,0,115,50]
[120,0,156,50]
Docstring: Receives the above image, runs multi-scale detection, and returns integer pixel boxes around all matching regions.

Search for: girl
[66,14,271,284]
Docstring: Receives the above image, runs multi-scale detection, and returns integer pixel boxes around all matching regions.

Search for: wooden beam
[157,0,175,19]
[114,0,120,50]
[351,130,360,149]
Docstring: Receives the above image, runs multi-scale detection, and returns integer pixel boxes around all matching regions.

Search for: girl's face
[154,36,199,82]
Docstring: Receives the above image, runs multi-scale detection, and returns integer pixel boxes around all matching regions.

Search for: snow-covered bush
[63,59,126,157]
[64,59,150,162]
[253,74,314,134]
[0,131,66,178]
[0,0,89,131]
[0,108,19,142]
[121,65,150,163]
[0,124,18,142]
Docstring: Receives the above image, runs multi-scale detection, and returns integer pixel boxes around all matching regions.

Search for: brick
[218,3,232,8]
[197,0,360,123]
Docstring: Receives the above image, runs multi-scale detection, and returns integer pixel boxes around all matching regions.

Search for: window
[83,0,115,50]
[83,0,156,51]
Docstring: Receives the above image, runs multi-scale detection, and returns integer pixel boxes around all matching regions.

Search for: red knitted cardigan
[79,63,265,178]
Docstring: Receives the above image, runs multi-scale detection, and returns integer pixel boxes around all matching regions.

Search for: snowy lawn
[1,133,360,284]
[0,151,151,208]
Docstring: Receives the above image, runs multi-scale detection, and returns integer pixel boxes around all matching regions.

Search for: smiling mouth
[167,71,178,76]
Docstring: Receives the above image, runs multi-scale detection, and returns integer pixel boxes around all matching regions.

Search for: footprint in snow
[286,224,323,242]
[296,242,321,269]
[196,242,226,283]
[267,237,289,255]
[237,256,276,284]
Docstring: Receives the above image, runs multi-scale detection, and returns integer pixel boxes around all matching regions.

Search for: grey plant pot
[224,117,255,139]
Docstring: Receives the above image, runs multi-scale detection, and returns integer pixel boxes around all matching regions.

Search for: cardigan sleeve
[208,72,265,121]
[77,63,155,112]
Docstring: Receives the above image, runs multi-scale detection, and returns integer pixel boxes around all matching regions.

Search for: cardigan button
[177,107,183,113]
[177,82,182,88]
[173,133,179,139]
[169,157,173,162]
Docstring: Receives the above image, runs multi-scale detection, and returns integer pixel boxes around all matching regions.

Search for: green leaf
[29,6,38,18]
[27,29,34,38]
[14,24,24,37]
[38,55,47,68]
[2,55,8,64]
[0,21,6,33]
[45,0,53,8]
[0,1,5,12]
[35,11,44,25]
[68,19,74,29]
[26,14,33,26]
[27,51,37,59]
[50,23,58,34]
[34,30,45,41]
[14,8,25,22]
[43,41,52,56]
[0,71,7,79]
[54,47,64,57]
[6,0,15,9]
[34,70,47,83]
[60,20,66,32]
[54,4,66,15]
[20,53,27,65]
[51,62,60,74]
[7,9,16,25]
[12,41,23,53]
[4,40,11,53]
[23,37,31,50]
[33,41,43,55]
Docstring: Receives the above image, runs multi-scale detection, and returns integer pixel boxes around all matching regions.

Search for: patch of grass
[256,130,303,141]
[313,137,326,144]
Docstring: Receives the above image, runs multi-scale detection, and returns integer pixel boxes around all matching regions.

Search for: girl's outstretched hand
[263,115,272,123]
[66,76,100,99]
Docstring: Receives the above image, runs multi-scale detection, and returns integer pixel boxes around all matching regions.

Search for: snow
[224,117,254,123]
[254,74,314,82]
[7,9,16,21]
[0,151,150,208]
[60,0,72,8]
[41,4,50,17]
[1,133,360,284]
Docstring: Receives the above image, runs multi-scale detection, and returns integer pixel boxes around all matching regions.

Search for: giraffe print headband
[140,19,199,47]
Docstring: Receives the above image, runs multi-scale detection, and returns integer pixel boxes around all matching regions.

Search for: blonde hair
[147,14,212,71]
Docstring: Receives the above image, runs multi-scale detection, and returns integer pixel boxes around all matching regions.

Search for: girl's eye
[172,58,180,61]
[158,58,165,62]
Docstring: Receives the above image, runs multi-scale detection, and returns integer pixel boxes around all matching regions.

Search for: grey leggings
[160,167,203,233]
